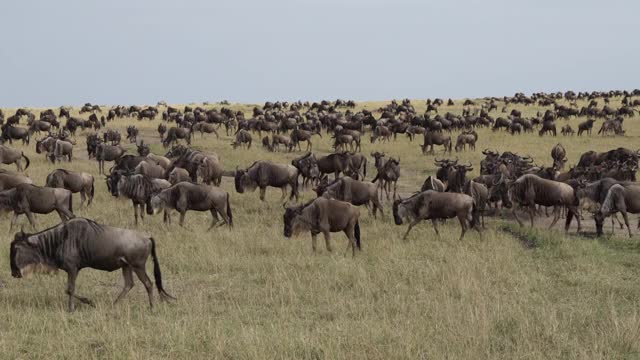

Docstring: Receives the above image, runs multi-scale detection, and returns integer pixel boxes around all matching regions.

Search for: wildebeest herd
[2,90,640,311]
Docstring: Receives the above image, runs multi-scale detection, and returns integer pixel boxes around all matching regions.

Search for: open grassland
[0,98,640,359]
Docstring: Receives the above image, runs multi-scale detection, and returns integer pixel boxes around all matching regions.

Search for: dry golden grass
[0,97,639,359]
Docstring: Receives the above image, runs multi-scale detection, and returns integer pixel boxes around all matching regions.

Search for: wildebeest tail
[150,237,176,300]
[68,192,73,214]
[354,221,361,249]
[470,201,479,228]
[90,177,95,199]
[363,159,367,178]
[22,153,30,171]
[226,193,233,227]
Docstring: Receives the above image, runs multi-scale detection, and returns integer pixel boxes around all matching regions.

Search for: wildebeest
[316,152,352,180]
[162,127,192,148]
[96,144,126,174]
[577,119,596,136]
[146,153,171,169]
[270,134,293,152]
[392,190,480,241]
[0,145,30,171]
[196,156,224,186]
[168,167,190,185]
[0,172,33,191]
[51,139,74,162]
[551,143,567,170]
[126,126,139,143]
[235,160,299,201]
[103,129,121,145]
[497,174,581,232]
[28,120,52,135]
[420,175,445,192]
[150,182,233,228]
[291,152,321,188]
[594,184,640,237]
[290,128,320,151]
[134,161,166,179]
[108,173,171,225]
[1,125,30,145]
[372,157,400,200]
[0,184,74,230]
[283,197,361,256]
[342,152,368,180]
[422,131,452,154]
[316,176,383,218]
[10,218,174,311]
[232,129,252,149]
[538,121,557,136]
[192,122,220,138]
[45,169,95,207]
[454,131,477,152]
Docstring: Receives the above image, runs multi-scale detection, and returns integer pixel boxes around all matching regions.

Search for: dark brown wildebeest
[538,120,557,136]
[103,129,121,145]
[317,152,352,179]
[370,125,392,144]
[162,127,192,148]
[332,134,357,152]
[422,130,452,154]
[372,157,400,200]
[551,143,567,170]
[36,136,58,158]
[126,126,139,143]
[420,175,445,192]
[150,182,233,228]
[594,184,640,237]
[45,169,95,207]
[0,145,30,171]
[109,173,171,225]
[235,160,299,201]
[270,134,293,152]
[392,190,480,241]
[0,184,74,230]
[0,172,33,191]
[58,107,71,119]
[232,129,252,149]
[28,120,51,136]
[291,128,320,151]
[577,119,596,136]
[455,131,477,152]
[283,197,361,256]
[561,125,575,136]
[10,218,174,311]
[497,174,581,232]
[1,125,30,145]
[291,152,321,188]
[463,180,488,228]
[96,143,126,174]
[192,122,220,139]
[196,156,224,186]
[157,123,167,140]
[342,152,368,181]
[316,176,383,218]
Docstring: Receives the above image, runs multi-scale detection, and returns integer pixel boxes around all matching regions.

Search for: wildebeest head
[137,142,150,156]
[105,171,123,197]
[234,167,247,193]
[283,202,312,237]
[10,230,56,278]
[489,174,513,208]
[292,153,319,179]
[392,199,407,225]
[149,194,165,215]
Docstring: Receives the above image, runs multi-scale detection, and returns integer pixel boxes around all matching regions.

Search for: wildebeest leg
[207,209,219,230]
[527,206,536,227]
[403,219,421,240]
[457,216,467,241]
[66,270,78,312]
[548,206,560,229]
[139,203,145,223]
[259,187,267,201]
[620,210,632,238]
[512,208,523,227]
[132,266,155,308]
[114,266,134,304]
[323,231,333,252]
[431,219,440,237]
[179,211,186,227]
[25,210,38,231]
[80,191,86,207]
[280,187,287,202]
[393,181,398,200]
[310,233,318,253]
[133,203,139,225]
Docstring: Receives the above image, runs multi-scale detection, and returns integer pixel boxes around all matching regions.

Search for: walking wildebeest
[235,160,299,201]
[45,169,95,207]
[316,176,383,218]
[291,152,321,188]
[106,172,171,225]
[371,157,401,200]
[283,197,361,256]
[577,119,596,136]
[495,174,581,232]
[10,218,175,311]
[422,131,452,154]
[1,125,30,145]
[316,152,352,180]
[192,122,220,138]
[0,172,33,191]
[162,127,192,148]
[392,190,480,241]
[96,143,126,174]
[150,182,233,229]
[0,145,30,171]
[0,184,74,230]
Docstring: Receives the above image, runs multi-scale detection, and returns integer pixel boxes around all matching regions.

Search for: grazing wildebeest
[134,161,166,179]
[0,172,33,191]
[551,143,567,170]
[0,184,74,230]
[498,174,581,232]
[594,184,640,237]
[270,134,293,152]
[372,157,400,200]
[232,129,252,149]
[235,160,299,202]
[45,169,95,207]
[291,152,321,188]
[168,167,190,185]
[150,182,233,228]
[51,139,74,162]
[577,119,596,136]
[422,131,452,154]
[0,145,30,171]
[455,131,477,152]
[1,125,30,145]
[192,122,220,138]
[96,143,126,174]
[283,197,361,256]
[109,173,171,225]
[420,175,445,192]
[10,218,174,311]
[392,190,480,241]
[316,176,383,218]
[162,127,192,147]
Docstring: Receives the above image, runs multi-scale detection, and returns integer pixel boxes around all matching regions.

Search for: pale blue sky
[0,0,637,107]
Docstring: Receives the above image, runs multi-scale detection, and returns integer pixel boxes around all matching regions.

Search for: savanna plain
[0,98,639,359]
